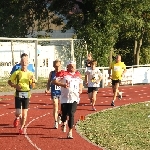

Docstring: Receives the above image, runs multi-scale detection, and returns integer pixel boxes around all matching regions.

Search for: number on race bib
[19,92,29,98]
[69,80,78,91]
[55,85,61,90]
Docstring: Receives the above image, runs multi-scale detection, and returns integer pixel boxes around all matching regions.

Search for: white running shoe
[67,132,73,139]
[54,122,58,129]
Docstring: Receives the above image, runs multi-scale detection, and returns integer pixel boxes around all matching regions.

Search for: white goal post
[0,37,77,80]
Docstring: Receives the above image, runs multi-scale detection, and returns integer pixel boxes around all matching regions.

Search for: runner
[52,60,83,139]
[85,53,93,94]
[8,54,36,134]
[45,59,62,129]
[85,60,102,111]
[108,55,126,106]
[10,53,35,74]
[85,52,93,68]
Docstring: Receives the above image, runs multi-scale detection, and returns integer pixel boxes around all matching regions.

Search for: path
[0,85,150,150]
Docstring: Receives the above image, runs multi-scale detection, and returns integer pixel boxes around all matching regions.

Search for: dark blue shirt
[50,71,61,96]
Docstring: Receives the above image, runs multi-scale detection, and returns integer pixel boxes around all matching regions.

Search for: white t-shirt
[85,68,102,87]
[56,71,83,104]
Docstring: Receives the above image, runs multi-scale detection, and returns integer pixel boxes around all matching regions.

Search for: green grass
[77,102,150,150]
[0,77,47,92]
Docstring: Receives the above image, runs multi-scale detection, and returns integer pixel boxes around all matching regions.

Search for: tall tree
[0,0,51,37]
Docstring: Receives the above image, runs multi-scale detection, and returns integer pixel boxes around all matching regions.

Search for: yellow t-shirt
[9,69,34,97]
[110,61,126,80]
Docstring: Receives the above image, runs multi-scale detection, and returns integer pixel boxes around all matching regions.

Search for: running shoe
[13,118,19,128]
[92,107,96,111]
[118,92,122,100]
[111,101,115,106]
[54,121,58,129]
[19,128,24,135]
[67,132,73,139]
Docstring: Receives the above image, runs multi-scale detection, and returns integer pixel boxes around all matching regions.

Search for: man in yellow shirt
[108,55,126,106]
[8,54,36,134]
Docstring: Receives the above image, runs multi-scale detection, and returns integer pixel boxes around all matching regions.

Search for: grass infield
[77,102,150,150]
[0,77,47,92]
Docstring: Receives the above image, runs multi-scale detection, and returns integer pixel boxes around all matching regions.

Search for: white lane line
[24,113,50,150]
[0,103,47,117]
[0,111,15,116]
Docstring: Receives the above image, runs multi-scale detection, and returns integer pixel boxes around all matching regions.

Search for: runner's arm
[8,71,19,89]
[122,64,127,76]
[96,71,103,83]
[108,63,112,78]
[46,71,52,91]
[30,73,36,88]
[84,70,88,85]
[52,78,68,88]
[79,79,83,94]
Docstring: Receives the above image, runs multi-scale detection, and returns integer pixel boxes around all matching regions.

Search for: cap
[67,60,76,66]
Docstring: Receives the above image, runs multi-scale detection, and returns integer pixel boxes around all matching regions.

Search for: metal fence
[0,37,86,79]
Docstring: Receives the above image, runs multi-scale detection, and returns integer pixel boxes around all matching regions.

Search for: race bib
[55,85,61,90]
[114,66,120,71]
[69,80,78,91]
[19,92,29,98]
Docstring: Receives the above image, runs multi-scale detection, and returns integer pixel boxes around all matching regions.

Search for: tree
[118,1,150,65]
[0,0,51,37]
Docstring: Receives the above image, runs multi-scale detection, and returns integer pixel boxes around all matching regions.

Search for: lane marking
[24,113,50,150]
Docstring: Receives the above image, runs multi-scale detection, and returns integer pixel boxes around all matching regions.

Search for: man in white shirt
[85,60,102,111]
[52,60,83,139]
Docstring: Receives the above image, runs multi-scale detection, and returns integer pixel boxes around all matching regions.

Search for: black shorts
[51,95,61,100]
[15,97,30,109]
[112,80,121,86]
[88,87,99,93]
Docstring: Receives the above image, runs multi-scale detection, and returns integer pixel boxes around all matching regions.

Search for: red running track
[0,85,150,150]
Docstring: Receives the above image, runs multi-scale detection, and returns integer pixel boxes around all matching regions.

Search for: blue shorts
[51,95,61,100]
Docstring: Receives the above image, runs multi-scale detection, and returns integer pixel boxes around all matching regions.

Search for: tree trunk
[134,40,137,65]
[135,38,142,65]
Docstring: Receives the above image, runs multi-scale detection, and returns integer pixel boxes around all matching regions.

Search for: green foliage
[140,47,150,64]
[74,40,87,68]
[0,0,51,37]
[0,0,150,66]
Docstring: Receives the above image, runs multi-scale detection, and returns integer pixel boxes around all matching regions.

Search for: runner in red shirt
[52,61,83,139]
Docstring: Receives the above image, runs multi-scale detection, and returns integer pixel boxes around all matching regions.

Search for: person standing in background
[85,52,93,68]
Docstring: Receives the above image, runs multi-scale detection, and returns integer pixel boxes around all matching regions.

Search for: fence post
[132,66,134,86]
[35,40,38,80]
[102,68,105,88]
